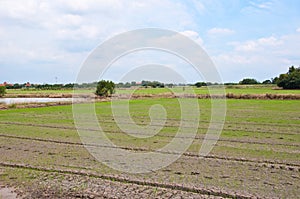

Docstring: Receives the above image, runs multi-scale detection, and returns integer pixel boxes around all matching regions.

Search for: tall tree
[95,80,115,97]
[277,66,300,89]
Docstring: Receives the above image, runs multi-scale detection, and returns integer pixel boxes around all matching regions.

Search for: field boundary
[111,93,300,100]
[3,92,300,100]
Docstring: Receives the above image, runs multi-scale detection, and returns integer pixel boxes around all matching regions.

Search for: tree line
[1,66,299,98]
[231,66,300,89]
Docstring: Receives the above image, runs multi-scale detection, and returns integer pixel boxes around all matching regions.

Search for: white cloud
[56,25,100,40]
[0,0,299,83]
[241,0,276,14]
[232,36,283,52]
[213,33,300,82]
[0,0,200,83]
[180,30,203,45]
[257,36,283,46]
[207,27,235,36]
[249,1,274,10]
[0,0,40,19]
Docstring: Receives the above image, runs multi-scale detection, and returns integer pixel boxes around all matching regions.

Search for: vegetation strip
[96,114,300,128]
[1,134,299,171]
[112,93,300,100]
[0,162,255,199]
[1,121,299,147]
[3,92,300,100]
[16,112,300,128]
[95,118,300,136]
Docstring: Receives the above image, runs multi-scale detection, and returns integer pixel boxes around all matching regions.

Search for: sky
[0,0,300,84]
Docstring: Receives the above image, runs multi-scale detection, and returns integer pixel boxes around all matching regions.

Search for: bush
[262,80,272,84]
[0,86,6,97]
[141,80,164,88]
[239,78,260,85]
[95,80,115,97]
[194,82,207,88]
[276,66,300,89]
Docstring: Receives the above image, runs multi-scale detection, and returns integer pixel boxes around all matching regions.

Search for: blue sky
[0,0,299,84]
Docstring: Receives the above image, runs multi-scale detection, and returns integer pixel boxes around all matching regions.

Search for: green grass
[1,97,300,198]
[117,85,300,95]
[0,98,299,163]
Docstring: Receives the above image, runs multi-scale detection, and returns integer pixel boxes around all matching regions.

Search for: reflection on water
[0,98,73,105]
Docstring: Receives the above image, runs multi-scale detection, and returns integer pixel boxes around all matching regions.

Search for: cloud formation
[0,0,299,83]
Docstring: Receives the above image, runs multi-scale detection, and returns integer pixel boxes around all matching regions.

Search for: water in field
[0,98,72,104]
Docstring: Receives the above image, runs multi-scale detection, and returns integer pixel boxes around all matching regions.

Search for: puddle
[0,98,73,105]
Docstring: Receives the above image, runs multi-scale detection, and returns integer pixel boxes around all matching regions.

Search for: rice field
[0,95,299,198]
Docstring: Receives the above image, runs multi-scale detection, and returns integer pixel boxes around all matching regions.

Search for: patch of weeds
[152,187,158,197]
[8,104,17,109]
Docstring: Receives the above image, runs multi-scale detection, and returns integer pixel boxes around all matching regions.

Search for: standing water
[0,98,73,105]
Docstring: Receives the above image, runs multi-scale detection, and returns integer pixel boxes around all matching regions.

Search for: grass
[0,97,300,198]
[117,85,300,95]
[0,98,299,163]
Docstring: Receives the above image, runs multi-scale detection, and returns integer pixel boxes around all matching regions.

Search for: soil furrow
[0,161,255,199]
[3,116,299,135]
[16,113,300,128]
[1,121,299,147]
[1,134,299,171]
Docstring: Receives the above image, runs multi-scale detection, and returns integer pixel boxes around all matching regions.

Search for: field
[5,85,300,96]
[0,88,300,198]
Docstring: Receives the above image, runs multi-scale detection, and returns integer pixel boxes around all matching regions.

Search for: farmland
[5,85,300,96]
[0,88,300,198]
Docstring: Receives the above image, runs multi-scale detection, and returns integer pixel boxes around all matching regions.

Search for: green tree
[0,86,6,97]
[239,78,260,85]
[262,79,272,84]
[95,80,115,97]
[271,77,279,84]
[194,82,207,88]
[277,66,300,89]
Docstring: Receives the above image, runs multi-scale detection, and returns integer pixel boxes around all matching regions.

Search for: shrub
[95,80,115,97]
[239,78,260,85]
[262,80,272,84]
[194,82,207,88]
[0,86,6,97]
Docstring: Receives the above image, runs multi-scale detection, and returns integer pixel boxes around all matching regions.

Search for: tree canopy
[194,82,207,88]
[239,78,260,85]
[95,80,115,97]
[276,66,300,89]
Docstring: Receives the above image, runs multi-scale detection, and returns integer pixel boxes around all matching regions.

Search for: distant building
[25,82,31,87]
[0,82,13,87]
